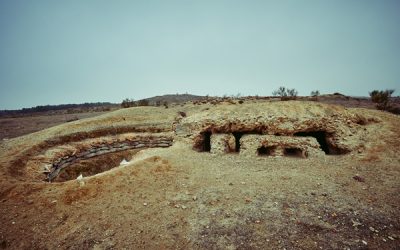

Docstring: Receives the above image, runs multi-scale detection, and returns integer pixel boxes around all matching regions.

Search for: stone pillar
[210,134,235,154]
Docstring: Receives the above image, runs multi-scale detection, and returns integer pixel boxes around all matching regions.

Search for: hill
[0,99,399,249]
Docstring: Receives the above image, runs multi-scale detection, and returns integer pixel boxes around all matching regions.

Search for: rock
[353,175,365,182]
[351,219,362,227]
[120,159,129,166]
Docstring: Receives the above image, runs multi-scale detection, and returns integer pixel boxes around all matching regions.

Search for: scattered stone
[192,196,197,201]
[351,219,362,227]
[143,202,148,206]
[388,236,395,241]
[353,175,365,182]
[181,205,187,209]
[361,240,367,245]
[77,174,85,186]
[120,159,129,166]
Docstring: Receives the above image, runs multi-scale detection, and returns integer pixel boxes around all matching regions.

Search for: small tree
[369,89,395,110]
[272,86,298,100]
[287,88,298,98]
[121,98,135,108]
[310,90,320,97]
[272,86,287,97]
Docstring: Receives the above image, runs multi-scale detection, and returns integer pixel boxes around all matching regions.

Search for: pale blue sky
[0,0,399,109]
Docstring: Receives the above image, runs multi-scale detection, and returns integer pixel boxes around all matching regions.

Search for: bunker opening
[257,146,276,156]
[200,131,212,152]
[284,147,304,158]
[232,132,245,152]
[293,131,347,155]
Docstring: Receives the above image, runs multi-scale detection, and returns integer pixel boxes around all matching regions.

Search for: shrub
[310,90,320,97]
[369,89,395,110]
[121,98,136,108]
[138,99,149,106]
[272,86,298,100]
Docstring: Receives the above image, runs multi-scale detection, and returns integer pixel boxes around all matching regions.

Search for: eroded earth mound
[0,100,399,249]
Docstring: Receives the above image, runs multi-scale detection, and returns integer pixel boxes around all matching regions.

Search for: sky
[0,0,399,109]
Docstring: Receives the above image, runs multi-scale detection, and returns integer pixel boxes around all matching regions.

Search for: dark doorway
[201,131,211,152]
[294,131,330,154]
[284,148,304,158]
[257,146,276,156]
[232,132,245,152]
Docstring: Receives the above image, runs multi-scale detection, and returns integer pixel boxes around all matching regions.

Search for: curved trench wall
[40,133,173,182]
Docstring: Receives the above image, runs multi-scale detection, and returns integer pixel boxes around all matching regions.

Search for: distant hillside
[141,94,206,105]
[0,102,118,117]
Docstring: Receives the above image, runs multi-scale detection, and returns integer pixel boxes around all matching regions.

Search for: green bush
[369,89,394,110]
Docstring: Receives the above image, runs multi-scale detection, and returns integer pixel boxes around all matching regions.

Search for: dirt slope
[0,100,399,249]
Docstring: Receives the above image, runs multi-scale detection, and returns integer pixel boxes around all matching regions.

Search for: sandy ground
[0,99,399,249]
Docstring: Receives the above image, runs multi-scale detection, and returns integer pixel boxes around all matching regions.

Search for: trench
[46,137,173,182]
[52,150,138,182]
